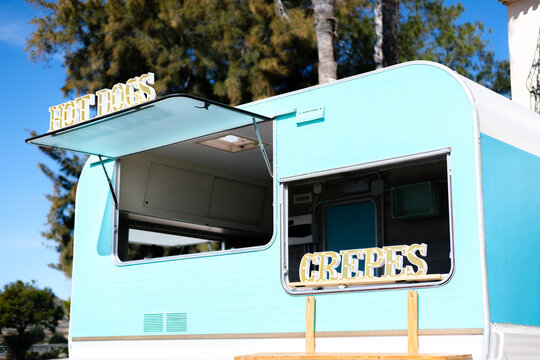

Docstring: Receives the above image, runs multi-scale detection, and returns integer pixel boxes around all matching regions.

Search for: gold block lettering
[137,72,156,103]
[124,78,138,106]
[62,101,75,128]
[363,247,384,278]
[383,245,408,278]
[48,105,61,131]
[405,243,428,275]
[299,253,317,282]
[318,251,341,280]
[96,89,112,116]
[75,94,95,123]
[339,249,364,279]
[111,83,126,112]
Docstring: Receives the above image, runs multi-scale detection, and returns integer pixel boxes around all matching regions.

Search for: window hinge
[252,118,273,177]
[98,155,119,209]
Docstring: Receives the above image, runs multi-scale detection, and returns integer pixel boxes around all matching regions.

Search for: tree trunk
[382,0,399,67]
[313,0,337,83]
[274,0,289,19]
[374,0,383,69]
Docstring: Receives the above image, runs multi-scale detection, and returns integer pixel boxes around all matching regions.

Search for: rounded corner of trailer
[392,61,478,97]
[395,60,462,78]
[376,60,461,80]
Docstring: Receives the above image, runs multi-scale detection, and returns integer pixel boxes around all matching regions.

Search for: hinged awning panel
[26,94,273,158]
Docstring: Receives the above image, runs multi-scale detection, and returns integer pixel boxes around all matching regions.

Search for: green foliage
[2,327,44,360]
[26,347,68,360]
[335,0,510,95]
[47,333,68,344]
[29,132,86,278]
[26,0,316,105]
[25,0,510,277]
[62,299,70,321]
[0,281,64,360]
[26,0,510,101]
[3,334,35,360]
[335,0,377,76]
[489,55,511,96]
[397,0,510,95]
[27,328,45,344]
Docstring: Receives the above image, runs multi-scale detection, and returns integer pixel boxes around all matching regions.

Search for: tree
[373,0,400,68]
[29,133,85,278]
[374,0,383,68]
[26,0,510,277]
[0,281,64,360]
[397,0,509,93]
[382,0,399,67]
[313,0,338,83]
[27,0,509,99]
[337,0,510,95]
[48,333,68,344]
[26,0,316,105]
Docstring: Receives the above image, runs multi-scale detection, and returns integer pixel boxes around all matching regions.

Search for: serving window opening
[115,121,274,263]
[283,152,453,292]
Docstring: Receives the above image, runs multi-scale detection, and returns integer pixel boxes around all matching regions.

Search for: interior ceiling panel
[151,122,273,179]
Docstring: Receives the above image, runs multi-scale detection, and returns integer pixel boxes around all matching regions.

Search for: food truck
[27,61,540,360]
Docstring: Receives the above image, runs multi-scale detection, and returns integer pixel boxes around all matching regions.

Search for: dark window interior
[115,123,274,262]
[286,155,451,283]
[117,213,271,262]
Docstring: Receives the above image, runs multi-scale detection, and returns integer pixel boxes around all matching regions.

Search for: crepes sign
[298,243,429,282]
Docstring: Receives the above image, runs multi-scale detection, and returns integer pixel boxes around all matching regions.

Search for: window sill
[287,274,446,288]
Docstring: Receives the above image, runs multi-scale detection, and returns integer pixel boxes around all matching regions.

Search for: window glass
[284,153,452,290]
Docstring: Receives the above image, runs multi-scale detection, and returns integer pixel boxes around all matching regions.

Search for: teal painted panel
[96,192,113,256]
[481,134,540,326]
[72,158,304,337]
[325,201,376,252]
[245,64,474,180]
[70,63,486,339]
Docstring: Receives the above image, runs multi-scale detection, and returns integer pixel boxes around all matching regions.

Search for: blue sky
[0,0,509,301]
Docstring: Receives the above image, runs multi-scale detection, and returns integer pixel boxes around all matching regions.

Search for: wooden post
[305,296,315,353]
[407,290,419,354]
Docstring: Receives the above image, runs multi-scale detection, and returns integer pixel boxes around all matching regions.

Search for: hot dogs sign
[48,72,156,132]
[298,243,428,283]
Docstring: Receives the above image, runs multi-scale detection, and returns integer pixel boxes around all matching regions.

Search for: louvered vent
[166,312,187,332]
[143,313,163,332]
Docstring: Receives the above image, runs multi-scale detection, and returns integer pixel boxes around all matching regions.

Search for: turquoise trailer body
[27,61,540,359]
[481,135,540,327]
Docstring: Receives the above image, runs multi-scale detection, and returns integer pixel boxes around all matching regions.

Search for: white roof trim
[462,77,540,157]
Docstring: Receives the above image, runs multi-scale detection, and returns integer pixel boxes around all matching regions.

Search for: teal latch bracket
[296,107,325,127]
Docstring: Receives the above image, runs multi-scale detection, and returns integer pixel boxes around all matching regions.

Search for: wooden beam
[305,296,315,352]
[234,352,473,360]
[72,327,483,342]
[288,274,445,288]
[408,290,419,354]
